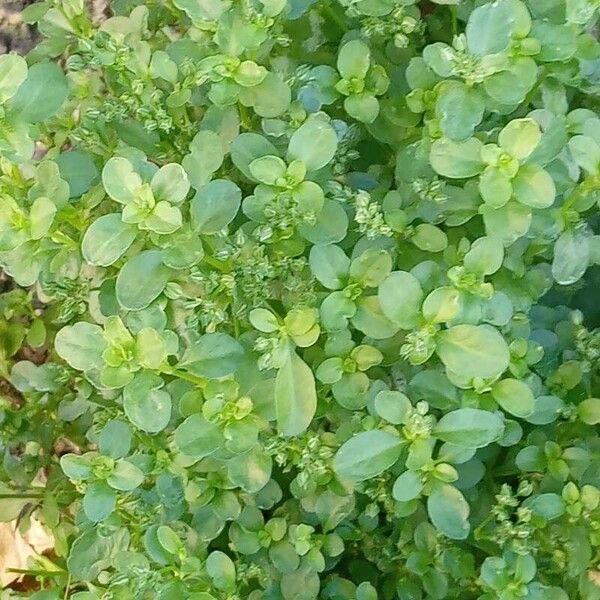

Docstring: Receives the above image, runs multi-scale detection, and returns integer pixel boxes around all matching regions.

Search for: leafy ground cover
[1,0,600,598]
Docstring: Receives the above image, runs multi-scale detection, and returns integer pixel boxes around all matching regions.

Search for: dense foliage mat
[1,0,600,598]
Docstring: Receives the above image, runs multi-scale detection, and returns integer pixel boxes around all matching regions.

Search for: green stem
[202,254,229,272]
[473,513,494,540]
[0,493,44,499]
[263,300,281,318]
[238,103,252,130]
[162,367,207,387]
[8,568,65,577]
[321,1,346,32]
[561,189,580,214]
[522,67,549,108]
[450,6,458,36]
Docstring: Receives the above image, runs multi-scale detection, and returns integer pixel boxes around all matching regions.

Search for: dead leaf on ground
[0,517,54,588]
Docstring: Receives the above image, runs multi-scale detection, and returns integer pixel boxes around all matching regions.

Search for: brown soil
[0,0,109,55]
[0,0,40,54]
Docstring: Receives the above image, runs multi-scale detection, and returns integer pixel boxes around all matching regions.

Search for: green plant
[1,0,600,598]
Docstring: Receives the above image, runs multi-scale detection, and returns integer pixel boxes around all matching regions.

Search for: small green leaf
[433,408,504,448]
[56,150,98,197]
[298,198,348,244]
[150,50,178,83]
[228,448,272,492]
[337,39,370,79]
[29,197,56,240]
[481,201,532,245]
[568,135,600,175]
[60,454,93,480]
[309,244,350,290]
[552,228,591,285]
[55,322,105,372]
[99,419,131,459]
[349,248,392,288]
[484,58,537,106]
[374,390,411,424]
[81,214,137,267]
[180,333,245,378]
[191,179,241,234]
[412,223,447,253]
[344,93,379,123]
[532,21,577,62]
[83,482,117,523]
[466,0,531,56]
[151,163,190,204]
[156,525,183,555]
[242,72,291,118]
[334,430,402,481]
[430,138,484,179]
[498,118,541,161]
[275,350,317,436]
[123,373,172,433]
[392,470,423,502]
[248,155,287,184]
[0,54,27,103]
[102,157,142,205]
[491,378,535,418]
[234,61,267,87]
[206,551,236,592]
[512,165,555,208]
[578,398,600,425]
[479,168,512,208]
[135,331,166,369]
[436,324,510,380]
[378,271,424,329]
[287,116,338,171]
[436,83,485,141]
[182,130,225,189]
[249,308,279,333]
[352,296,399,340]
[523,493,565,521]
[427,483,470,540]
[7,62,68,122]
[116,250,172,311]
[316,357,343,384]
[464,236,504,276]
[142,201,182,234]
[231,132,279,180]
[174,414,223,458]
[422,287,460,323]
[107,460,145,491]
[66,529,128,581]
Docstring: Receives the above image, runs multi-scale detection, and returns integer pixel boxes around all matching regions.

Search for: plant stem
[522,67,549,107]
[321,1,346,32]
[450,6,458,36]
[0,493,44,499]
[202,254,229,272]
[8,567,65,576]
[162,367,207,387]
[238,104,252,130]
